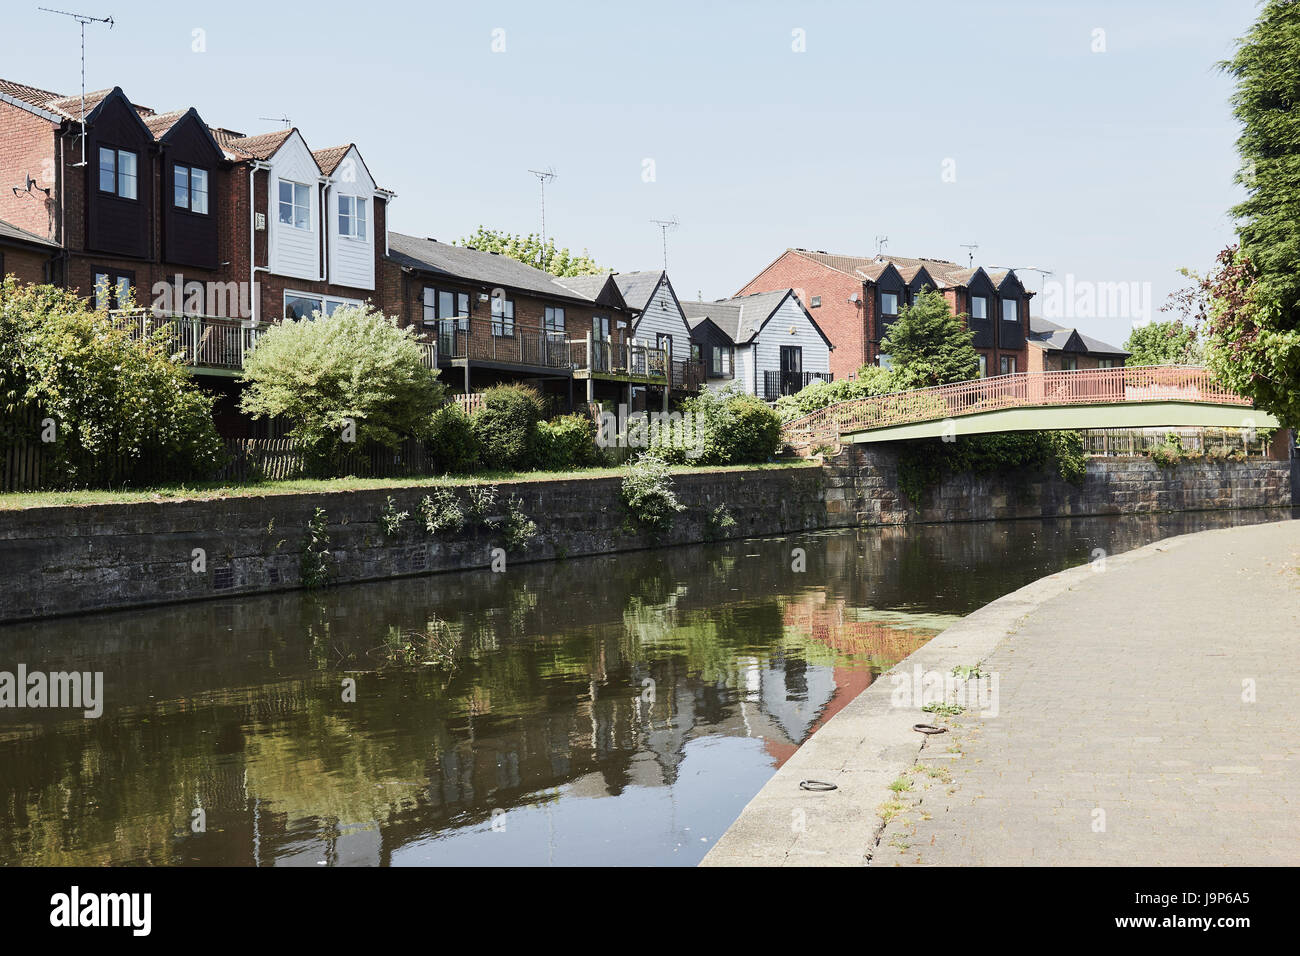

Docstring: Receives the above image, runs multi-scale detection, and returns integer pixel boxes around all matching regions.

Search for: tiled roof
[612,271,665,311]
[142,109,187,138]
[787,248,1001,289]
[220,128,295,160]
[311,145,350,176]
[0,217,58,249]
[681,290,792,344]
[387,233,609,304]
[0,78,63,111]
[1029,316,1129,356]
[552,273,613,299]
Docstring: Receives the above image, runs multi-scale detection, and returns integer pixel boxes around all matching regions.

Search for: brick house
[0,218,58,284]
[383,234,702,410]
[737,248,1034,381]
[1027,316,1129,372]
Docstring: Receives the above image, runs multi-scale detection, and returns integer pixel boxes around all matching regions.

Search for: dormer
[315,144,377,291]
[259,129,322,281]
[84,88,155,260]
[995,271,1028,349]
[156,108,224,270]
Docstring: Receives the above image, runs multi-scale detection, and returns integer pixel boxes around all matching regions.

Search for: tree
[1202,1,1300,425]
[456,226,608,277]
[879,289,979,388]
[239,304,444,470]
[0,277,222,487]
[1123,319,1202,366]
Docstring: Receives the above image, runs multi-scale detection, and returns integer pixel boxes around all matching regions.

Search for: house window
[98,147,138,200]
[877,353,893,369]
[173,164,209,214]
[491,293,515,336]
[338,195,367,239]
[1061,355,1078,371]
[422,287,470,325]
[278,181,311,230]
[976,354,988,378]
[284,291,361,320]
[691,343,701,363]
[709,345,732,377]
[881,292,899,316]
[1098,358,1118,369]
[656,332,673,356]
[544,307,565,333]
[971,296,988,320]
[810,295,821,308]
[92,268,134,311]
[1001,297,1018,323]
[1000,355,1017,375]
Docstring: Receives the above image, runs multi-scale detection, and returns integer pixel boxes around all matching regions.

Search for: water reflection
[0,509,1289,866]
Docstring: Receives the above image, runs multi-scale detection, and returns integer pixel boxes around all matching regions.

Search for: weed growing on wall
[703,504,737,541]
[379,496,409,536]
[621,454,685,533]
[897,431,1087,507]
[496,495,539,551]
[300,508,332,589]
[420,488,465,535]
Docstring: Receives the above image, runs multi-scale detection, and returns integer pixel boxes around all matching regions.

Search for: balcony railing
[114,311,437,372]
[428,318,703,390]
[761,369,834,401]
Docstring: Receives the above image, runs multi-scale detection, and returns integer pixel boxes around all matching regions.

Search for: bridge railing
[782,365,1251,448]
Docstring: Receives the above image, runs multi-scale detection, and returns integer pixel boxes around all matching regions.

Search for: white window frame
[338,194,367,240]
[880,292,899,316]
[971,296,988,320]
[1001,297,1018,323]
[279,180,312,231]
[283,290,362,320]
[98,147,138,200]
[174,163,209,214]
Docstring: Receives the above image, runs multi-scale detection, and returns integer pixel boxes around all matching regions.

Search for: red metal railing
[782,365,1254,448]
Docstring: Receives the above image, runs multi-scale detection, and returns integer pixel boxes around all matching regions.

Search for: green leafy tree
[1123,319,1202,366]
[880,289,979,388]
[456,226,608,277]
[1197,1,1300,425]
[239,304,444,470]
[0,277,221,487]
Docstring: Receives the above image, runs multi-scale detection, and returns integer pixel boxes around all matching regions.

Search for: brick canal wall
[0,455,1289,623]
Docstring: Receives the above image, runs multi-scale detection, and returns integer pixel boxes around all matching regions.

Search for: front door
[780,345,803,396]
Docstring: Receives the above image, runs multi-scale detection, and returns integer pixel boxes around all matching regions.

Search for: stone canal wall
[0,455,1289,623]
[824,447,1292,526]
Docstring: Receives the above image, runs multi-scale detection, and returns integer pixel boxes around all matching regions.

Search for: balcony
[761,369,834,401]
[114,311,437,374]
[427,318,703,390]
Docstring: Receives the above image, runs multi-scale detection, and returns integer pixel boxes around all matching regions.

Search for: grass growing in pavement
[0,460,817,511]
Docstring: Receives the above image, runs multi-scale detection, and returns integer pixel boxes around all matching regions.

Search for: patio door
[780,345,803,396]
[593,316,611,372]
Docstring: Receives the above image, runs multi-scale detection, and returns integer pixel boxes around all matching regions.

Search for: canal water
[0,509,1290,867]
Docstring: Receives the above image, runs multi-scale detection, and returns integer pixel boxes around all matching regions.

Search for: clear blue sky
[1,0,1257,347]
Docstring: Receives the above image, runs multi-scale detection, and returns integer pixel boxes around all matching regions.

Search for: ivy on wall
[897,431,1087,507]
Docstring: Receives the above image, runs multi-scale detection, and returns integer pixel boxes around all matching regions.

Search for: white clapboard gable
[267,131,321,281]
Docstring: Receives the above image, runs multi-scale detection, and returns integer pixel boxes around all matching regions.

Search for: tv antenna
[527,167,557,251]
[874,235,889,257]
[990,265,1055,290]
[961,242,979,268]
[39,7,115,168]
[650,216,679,270]
[258,115,292,128]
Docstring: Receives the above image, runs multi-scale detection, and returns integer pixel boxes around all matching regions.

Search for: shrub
[471,384,545,471]
[379,496,409,536]
[495,495,539,550]
[654,387,782,465]
[773,366,899,421]
[0,278,222,487]
[239,304,444,475]
[621,453,685,533]
[428,404,480,474]
[535,414,600,470]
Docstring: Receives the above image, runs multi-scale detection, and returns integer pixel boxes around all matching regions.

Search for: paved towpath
[877,518,1300,866]
[703,517,1299,866]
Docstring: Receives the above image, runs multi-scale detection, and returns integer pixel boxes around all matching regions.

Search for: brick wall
[0,245,52,284]
[0,104,58,239]
[737,251,868,380]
